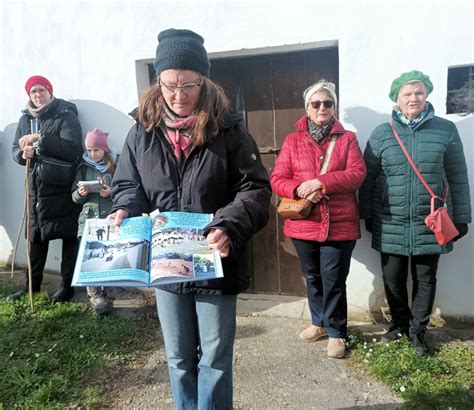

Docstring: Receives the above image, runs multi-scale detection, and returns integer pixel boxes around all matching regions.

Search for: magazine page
[72,216,152,287]
[150,212,224,285]
[77,180,101,193]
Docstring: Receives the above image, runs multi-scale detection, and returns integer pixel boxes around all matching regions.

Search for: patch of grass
[347,329,474,408]
[0,282,157,408]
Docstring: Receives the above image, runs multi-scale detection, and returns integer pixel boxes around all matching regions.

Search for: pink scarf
[160,101,197,160]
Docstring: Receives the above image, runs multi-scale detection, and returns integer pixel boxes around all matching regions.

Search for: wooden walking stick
[25,118,40,311]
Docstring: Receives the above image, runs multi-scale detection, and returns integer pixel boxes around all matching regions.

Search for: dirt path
[106,316,404,409]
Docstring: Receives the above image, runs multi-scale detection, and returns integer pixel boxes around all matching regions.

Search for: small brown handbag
[277,135,337,220]
[276,197,313,219]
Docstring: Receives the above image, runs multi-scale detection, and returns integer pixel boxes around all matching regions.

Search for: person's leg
[381,253,411,332]
[87,286,111,315]
[292,239,323,327]
[319,240,356,339]
[195,294,237,410]
[60,237,80,286]
[29,238,49,290]
[50,237,79,302]
[156,288,199,410]
[409,254,440,356]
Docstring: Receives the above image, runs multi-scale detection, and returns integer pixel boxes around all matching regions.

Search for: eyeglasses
[29,88,49,96]
[310,100,334,110]
[158,78,203,94]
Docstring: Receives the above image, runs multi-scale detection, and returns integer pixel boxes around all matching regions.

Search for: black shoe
[6,287,40,302]
[410,333,428,357]
[381,326,409,344]
[49,287,75,303]
[6,288,28,302]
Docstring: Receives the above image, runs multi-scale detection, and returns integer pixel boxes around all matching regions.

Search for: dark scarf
[307,117,335,144]
[160,101,198,160]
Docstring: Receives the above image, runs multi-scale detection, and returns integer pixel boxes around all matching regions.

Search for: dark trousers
[381,253,440,335]
[28,237,80,290]
[292,239,356,338]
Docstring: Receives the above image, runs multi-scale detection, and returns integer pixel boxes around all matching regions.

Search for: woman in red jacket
[271,79,366,358]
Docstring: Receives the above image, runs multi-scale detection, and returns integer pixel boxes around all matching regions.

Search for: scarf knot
[160,102,198,159]
[307,117,335,144]
[396,102,430,128]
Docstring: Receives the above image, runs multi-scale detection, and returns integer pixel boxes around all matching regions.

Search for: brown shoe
[327,337,346,358]
[299,325,327,342]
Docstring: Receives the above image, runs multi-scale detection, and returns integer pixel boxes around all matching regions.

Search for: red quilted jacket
[271,116,366,242]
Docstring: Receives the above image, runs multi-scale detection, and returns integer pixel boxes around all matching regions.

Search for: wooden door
[211,47,339,295]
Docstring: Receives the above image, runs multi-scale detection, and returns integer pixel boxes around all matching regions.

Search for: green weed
[0,282,156,408]
[348,329,474,408]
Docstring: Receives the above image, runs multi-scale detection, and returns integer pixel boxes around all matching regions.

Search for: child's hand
[99,185,112,198]
[78,186,91,196]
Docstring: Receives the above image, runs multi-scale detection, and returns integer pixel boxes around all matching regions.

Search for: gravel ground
[107,316,405,410]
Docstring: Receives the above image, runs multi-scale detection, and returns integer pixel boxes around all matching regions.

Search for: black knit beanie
[154,28,211,78]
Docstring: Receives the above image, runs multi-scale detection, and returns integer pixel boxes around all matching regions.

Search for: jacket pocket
[36,156,75,186]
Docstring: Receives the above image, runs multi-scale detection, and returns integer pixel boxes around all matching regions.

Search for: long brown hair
[137,76,229,146]
[103,152,115,177]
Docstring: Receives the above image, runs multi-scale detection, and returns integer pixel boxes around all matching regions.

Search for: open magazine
[72,211,223,287]
[77,180,101,193]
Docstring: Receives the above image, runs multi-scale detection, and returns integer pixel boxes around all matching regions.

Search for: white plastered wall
[1,0,472,316]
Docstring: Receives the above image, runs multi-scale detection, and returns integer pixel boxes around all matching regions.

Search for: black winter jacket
[112,111,271,294]
[12,98,83,241]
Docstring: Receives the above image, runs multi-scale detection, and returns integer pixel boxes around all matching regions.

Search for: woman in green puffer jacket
[359,70,471,357]
[72,128,118,315]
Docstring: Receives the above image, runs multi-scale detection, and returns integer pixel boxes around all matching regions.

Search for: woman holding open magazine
[359,70,471,356]
[110,28,271,409]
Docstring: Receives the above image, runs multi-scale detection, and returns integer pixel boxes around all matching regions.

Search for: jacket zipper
[408,128,415,251]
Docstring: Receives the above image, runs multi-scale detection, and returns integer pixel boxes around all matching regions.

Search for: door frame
[134,39,339,93]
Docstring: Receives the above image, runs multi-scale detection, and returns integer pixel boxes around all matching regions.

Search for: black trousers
[28,237,80,290]
[292,239,356,338]
[381,253,440,335]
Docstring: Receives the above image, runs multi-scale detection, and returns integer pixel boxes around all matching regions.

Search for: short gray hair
[303,79,337,109]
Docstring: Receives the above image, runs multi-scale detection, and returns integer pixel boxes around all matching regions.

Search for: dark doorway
[210,46,339,295]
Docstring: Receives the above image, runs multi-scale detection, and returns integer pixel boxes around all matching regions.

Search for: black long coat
[112,111,271,294]
[12,98,83,241]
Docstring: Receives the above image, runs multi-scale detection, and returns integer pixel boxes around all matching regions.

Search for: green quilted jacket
[359,105,471,255]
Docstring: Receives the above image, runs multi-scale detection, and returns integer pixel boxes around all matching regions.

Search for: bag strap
[320,135,337,175]
[389,121,447,203]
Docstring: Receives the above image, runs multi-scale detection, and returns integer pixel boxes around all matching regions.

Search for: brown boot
[298,325,327,342]
[327,338,346,358]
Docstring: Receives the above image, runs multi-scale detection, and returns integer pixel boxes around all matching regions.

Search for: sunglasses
[310,100,334,110]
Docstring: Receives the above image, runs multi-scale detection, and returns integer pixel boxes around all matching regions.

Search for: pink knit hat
[85,128,110,152]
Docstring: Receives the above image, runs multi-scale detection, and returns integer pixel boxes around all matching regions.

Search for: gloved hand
[365,219,373,233]
[453,224,468,242]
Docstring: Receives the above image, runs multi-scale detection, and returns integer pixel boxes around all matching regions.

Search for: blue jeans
[155,289,237,410]
[292,239,356,338]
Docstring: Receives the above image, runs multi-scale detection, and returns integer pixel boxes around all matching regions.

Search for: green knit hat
[389,70,433,102]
